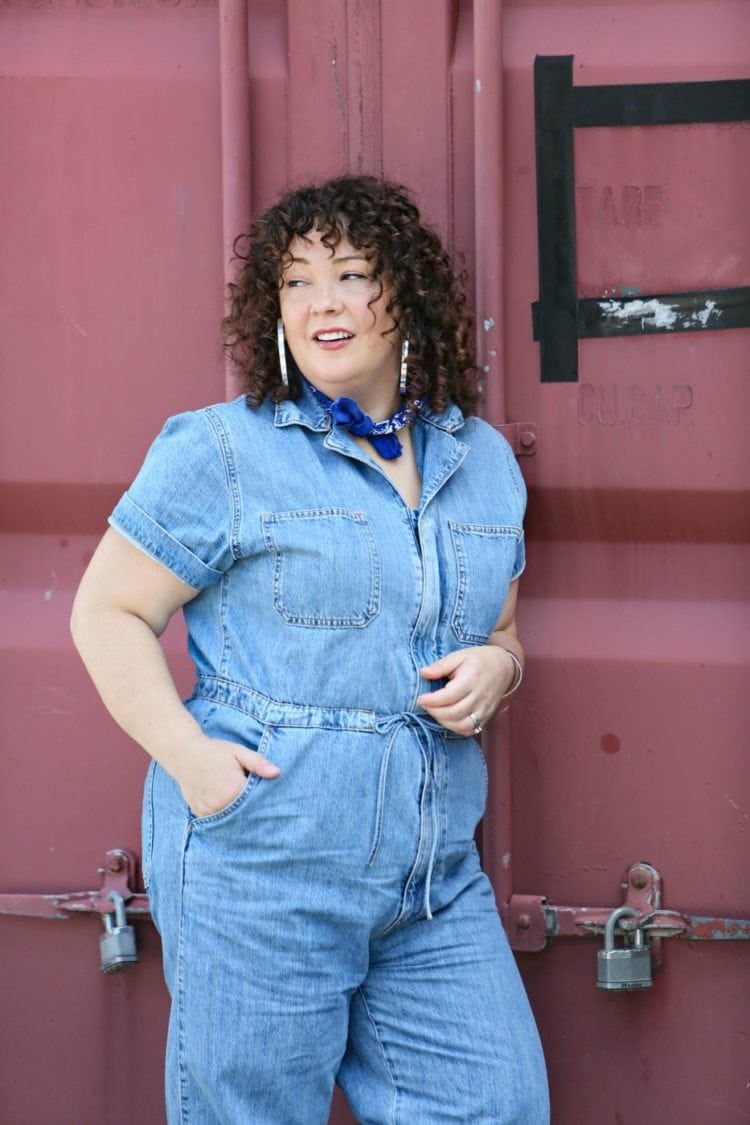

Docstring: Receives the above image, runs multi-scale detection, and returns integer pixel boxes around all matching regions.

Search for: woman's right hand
[174,735,281,819]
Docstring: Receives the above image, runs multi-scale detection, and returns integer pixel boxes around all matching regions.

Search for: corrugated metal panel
[1,1,747,1121]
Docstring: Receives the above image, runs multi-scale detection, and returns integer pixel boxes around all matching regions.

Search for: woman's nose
[308,282,343,315]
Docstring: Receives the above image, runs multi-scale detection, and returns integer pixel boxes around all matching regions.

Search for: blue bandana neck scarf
[307,382,421,460]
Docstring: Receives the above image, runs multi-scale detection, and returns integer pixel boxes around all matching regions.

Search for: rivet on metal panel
[621,861,662,971]
[494,422,538,457]
[502,894,549,952]
[519,426,538,453]
[621,863,661,933]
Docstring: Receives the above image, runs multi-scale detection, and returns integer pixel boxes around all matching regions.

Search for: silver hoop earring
[277,319,289,387]
[399,337,409,396]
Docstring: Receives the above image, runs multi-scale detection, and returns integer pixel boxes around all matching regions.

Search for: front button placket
[410,427,468,704]
[291,404,469,925]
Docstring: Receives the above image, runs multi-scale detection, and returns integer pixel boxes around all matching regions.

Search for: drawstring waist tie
[190,676,454,921]
[370,712,442,921]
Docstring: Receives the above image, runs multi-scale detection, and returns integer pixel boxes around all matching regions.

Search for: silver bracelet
[499,648,524,700]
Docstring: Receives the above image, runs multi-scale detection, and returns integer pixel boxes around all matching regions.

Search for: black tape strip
[577,287,750,337]
[574,78,750,129]
[534,55,579,382]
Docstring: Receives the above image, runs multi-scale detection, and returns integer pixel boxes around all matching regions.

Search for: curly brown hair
[222,174,479,416]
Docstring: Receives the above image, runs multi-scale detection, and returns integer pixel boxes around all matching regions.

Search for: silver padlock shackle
[604,905,642,950]
[104,890,129,932]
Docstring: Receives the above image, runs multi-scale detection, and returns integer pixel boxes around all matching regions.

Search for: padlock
[597,905,652,990]
[99,890,138,974]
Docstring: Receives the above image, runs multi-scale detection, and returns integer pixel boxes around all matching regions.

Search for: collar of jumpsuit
[274,379,466,437]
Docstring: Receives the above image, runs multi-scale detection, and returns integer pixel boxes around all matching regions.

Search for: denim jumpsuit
[110,386,549,1125]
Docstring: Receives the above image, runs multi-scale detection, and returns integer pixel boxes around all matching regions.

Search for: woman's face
[278,228,400,406]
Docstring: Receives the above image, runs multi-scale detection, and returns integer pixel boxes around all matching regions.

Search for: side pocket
[189,724,272,828]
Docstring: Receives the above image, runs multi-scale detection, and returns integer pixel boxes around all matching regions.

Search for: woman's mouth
[313,330,354,349]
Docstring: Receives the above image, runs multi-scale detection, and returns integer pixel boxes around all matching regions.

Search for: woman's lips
[312,330,354,350]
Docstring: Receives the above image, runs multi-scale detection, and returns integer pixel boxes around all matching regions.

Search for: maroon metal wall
[495,5,750,1122]
[1,1,748,1122]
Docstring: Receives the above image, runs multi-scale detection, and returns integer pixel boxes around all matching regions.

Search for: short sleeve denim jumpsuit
[111,385,549,1125]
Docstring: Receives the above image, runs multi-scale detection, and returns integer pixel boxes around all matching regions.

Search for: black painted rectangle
[534,55,579,382]
[577,287,750,337]
[533,58,750,381]
[573,78,750,129]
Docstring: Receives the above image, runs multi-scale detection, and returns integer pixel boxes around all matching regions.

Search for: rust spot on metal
[601,732,621,754]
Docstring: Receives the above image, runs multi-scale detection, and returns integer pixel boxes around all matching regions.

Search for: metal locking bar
[503,861,750,960]
[0,849,151,924]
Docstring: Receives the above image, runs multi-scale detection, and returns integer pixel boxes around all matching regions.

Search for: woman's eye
[341,271,368,281]
[284,278,307,288]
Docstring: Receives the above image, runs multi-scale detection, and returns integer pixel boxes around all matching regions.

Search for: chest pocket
[449,521,522,644]
[261,508,381,628]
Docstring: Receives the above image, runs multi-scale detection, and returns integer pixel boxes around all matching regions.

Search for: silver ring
[469,711,483,735]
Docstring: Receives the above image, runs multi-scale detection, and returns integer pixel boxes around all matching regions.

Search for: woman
[71,175,549,1124]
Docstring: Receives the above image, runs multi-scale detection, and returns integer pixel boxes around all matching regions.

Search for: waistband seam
[189,675,459,737]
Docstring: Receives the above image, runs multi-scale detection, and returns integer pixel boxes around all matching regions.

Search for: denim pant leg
[147,759,355,1125]
[337,870,550,1125]
[146,726,420,1125]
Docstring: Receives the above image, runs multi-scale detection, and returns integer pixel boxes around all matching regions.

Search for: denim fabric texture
[111,386,549,1125]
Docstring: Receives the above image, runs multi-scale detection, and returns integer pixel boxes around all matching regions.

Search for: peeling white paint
[482,364,490,373]
[43,571,57,602]
[483,317,495,332]
[599,296,722,332]
[501,852,511,870]
[475,79,482,94]
[598,298,678,330]
[689,299,719,327]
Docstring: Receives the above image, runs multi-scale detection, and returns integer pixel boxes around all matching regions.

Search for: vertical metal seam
[219,0,252,401]
[345,0,384,174]
[472,0,506,422]
[472,0,516,914]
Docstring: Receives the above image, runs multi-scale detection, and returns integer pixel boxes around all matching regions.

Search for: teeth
[316,331,352,341]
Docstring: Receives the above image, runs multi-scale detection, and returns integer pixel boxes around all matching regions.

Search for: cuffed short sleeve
[109,411,236,589]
